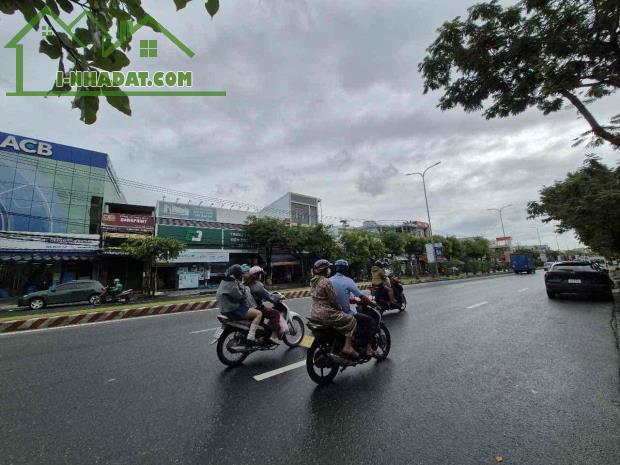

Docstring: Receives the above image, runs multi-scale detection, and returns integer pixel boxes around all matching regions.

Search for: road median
[0,272,512,334]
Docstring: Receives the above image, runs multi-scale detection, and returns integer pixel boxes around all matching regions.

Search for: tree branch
[560,89,620,147]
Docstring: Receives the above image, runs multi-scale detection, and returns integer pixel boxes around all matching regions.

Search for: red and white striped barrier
[0,289,316,334]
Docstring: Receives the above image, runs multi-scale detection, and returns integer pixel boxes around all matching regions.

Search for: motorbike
[371,275,407,313]
[212,293,305,367]
[305,298,391,386]
[93,287,133,305]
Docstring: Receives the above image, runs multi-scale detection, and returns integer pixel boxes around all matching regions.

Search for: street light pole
[406,161,441,240]
[406,161,441,271]
[487,204,512,239]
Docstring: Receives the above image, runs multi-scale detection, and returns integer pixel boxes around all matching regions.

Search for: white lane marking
[466,301,488,309]
[189,327,218,334]
[106,378,117,383]
[253,360,306,382]
[518,288,529,292]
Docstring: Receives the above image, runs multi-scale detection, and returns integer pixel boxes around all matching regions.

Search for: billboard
[165,249,230,264]
[157,201,217,222]
[102,213,155,232]
[0,231,99,252]
[425,242,444,263]
[157,224,251,249]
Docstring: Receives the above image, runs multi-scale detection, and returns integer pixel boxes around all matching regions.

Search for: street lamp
[487,204,512,239]
[406,161,441,240]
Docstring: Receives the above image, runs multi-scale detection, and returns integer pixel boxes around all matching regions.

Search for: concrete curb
[0,289,314,334]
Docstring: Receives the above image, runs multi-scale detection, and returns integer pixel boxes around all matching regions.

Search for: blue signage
[0,131,108,169]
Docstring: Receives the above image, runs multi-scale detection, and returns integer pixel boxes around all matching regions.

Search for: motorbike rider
[310,259,358,359]
[244,265,282,344]
[371,260,397,305]
[329,259,377,357]
[109,278,123,296]
[216,264,263,342]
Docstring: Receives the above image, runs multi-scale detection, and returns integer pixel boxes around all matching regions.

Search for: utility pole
[487,204,512,240]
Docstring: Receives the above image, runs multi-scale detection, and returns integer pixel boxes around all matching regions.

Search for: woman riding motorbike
[215,264,262,342]
[243,265,282,344]
[309,259,358,358]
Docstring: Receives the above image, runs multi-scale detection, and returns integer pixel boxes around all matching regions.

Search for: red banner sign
[102,213,155,232]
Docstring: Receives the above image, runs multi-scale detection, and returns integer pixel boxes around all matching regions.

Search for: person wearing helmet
[330,259,377,356]
[371,260,397,305]
[216,264,263,341]
[310,259,358,358]
[244,266,282,343]
[109,278,123,296]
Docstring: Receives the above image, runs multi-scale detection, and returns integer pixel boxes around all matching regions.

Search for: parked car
[545,261,614,300]
[543,261,556,271]
[17,280,106,310]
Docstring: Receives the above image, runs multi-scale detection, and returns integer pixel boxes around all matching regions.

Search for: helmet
[249,266,263,276]
[113,278,120,283]
[240,264,251,273]
[313,259,332,271]
[374,260,384,268]
[226,264,243,280]
[334,259,349,274]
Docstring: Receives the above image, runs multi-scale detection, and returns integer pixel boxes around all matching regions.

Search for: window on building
[139,40,158,58]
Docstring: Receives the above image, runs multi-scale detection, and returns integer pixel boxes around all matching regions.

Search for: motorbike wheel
[306,339,338,386]
[373,323,391,361]
[399,294,407,312]
[283,315,305,347]
[216,328,250,367]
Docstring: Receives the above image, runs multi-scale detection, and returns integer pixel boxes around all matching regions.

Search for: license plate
[568,279,581,284]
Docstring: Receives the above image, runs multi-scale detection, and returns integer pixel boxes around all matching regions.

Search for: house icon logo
[4,6,226,98]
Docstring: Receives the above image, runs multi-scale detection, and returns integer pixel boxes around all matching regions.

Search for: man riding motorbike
[109,278,123,297]
[371,260,397,305]
[329,259,377,357]
[215,264,263,342]
[309,259,358,359]
[243,265,282,344]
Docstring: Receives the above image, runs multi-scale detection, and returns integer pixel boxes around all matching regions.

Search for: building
[359,220,430,237]
[0,131,125,297]
[490,236,513,262]
[261,192,320,225]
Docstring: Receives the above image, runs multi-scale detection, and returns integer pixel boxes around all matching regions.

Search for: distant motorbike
[371,275,407,313]
[93,287,133,305]
[305,298,391,386]
[212,293,305,367]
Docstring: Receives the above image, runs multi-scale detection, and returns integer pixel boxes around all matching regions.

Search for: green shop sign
[157,224,251,249]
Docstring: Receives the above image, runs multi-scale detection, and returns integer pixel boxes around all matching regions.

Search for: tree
[379,230,405,257]
[120,236,185,295]
[404,235,427,275]
[244,215,288,279]
[527,155,620,256]
[1,0,220,124]
[339,230,386,279]
[285,224,338,279]
[419,0,620,148]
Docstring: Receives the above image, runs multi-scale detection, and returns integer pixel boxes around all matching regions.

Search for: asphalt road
[1,273,618,465]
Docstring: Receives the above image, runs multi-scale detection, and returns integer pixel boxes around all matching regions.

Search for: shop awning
[0,252,96,262]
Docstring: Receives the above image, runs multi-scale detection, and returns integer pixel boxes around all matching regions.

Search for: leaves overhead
[527,155,620,256]
[1,0,220,123]
[419,0,620,148]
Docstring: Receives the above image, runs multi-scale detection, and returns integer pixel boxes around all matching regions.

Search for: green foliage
[244,216,288,271]
[420,0,620,148]
[120,236,185,262]
[460,237,490,260]
[527,155,620,256]
[379,230,405,257]
[339,230,386,276]
[404,235,427,259]
[1,0,220,124]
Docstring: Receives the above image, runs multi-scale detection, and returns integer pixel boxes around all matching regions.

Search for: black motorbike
[213,297,305,367]
[305,300,391,386]
[371,275,407,313]
[93,287,133,305]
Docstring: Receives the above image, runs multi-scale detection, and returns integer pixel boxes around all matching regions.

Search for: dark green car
[18,280,105,310]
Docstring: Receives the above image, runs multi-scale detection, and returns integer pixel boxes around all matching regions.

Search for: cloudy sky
[1,0,618,250]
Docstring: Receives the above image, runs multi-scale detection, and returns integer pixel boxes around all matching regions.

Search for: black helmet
[334,259,349,274]
[226,264,243,280]
[374,260,384,268]
[313,259,332,271]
